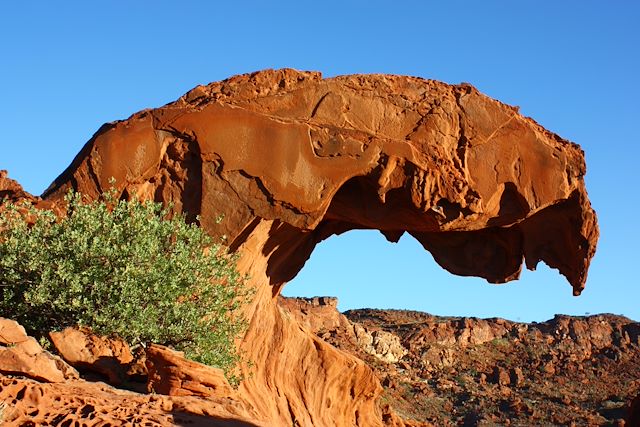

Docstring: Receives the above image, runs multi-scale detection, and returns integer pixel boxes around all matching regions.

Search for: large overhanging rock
[44,68,598,295]
[39,69,599,425]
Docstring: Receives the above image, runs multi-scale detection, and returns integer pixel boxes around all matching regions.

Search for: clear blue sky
[1,2,638,322]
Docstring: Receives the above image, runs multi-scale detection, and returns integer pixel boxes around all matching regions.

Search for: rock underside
[0,69,604,426]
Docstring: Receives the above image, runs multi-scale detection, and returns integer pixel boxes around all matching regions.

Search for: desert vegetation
[0,188,248,375]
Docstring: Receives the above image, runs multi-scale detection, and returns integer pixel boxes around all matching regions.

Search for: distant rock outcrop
[0,170,37,205]
[280,299,640,426]
[2,69,599,425]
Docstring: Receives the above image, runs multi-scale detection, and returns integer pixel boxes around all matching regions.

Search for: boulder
[353,324,408,364]
[510,367,525,387]
[145,344,234,399]
[49,327,134,385]
[0,318,78,383]
[492,366,511,386]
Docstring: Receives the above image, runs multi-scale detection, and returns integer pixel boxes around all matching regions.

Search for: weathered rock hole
[283,229,571,322]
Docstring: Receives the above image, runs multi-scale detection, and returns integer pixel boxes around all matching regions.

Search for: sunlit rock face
[38,69,598,426]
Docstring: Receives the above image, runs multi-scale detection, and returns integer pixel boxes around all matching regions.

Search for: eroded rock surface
[0,376,263,426]
[0,321,261,426]
[3,69,599,426]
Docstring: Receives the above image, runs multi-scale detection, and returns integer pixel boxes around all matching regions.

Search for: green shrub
[0,189,248,376]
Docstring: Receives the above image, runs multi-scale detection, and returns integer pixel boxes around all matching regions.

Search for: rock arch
[41,69,599,426]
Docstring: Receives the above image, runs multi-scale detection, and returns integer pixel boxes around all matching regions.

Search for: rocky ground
[0,318,261,426]
[279,297,640,426]
[1,298,639,425]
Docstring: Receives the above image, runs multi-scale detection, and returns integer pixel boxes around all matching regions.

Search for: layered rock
[12,69,599,425]
[145,344,235,399]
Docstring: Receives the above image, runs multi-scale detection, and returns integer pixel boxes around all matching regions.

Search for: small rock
[510,367,524,387]
[479,373,487,385]
[543,361,556,375]
[499,385,512,396]
[381,376,394,388]
[509,397,525,415]
[492,366,510,386]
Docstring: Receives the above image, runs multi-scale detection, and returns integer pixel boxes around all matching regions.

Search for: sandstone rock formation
[145,344,235,399]
[0,321,261,426]
[43,69,598,295]
[279,296,408,364]
[4,69,599,425]
[49,327,134,385]
[278,296,348,334]
[0,318,78,383]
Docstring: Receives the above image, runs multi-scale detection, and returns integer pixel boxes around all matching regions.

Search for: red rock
[145,344,234,399]
[543,361,556,375]
[0,170,36,205]
[49,327,134,385]
[510,367,525,387]
[16,69,598,426]
[493,366,511,386]
[0,318,78,383]
[44,69,598,295]
[479,373,487,385]
[381,403,435,426]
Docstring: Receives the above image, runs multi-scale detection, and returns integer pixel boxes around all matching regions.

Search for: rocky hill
[280,297,640,426]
